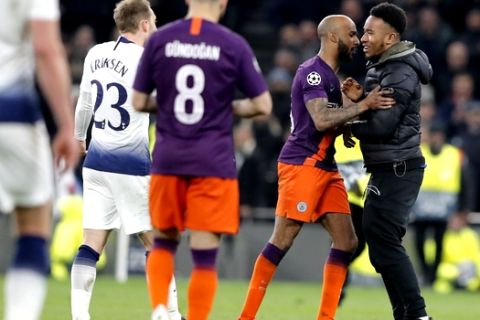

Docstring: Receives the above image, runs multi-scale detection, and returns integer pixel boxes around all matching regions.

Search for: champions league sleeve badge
[306,71,321,86]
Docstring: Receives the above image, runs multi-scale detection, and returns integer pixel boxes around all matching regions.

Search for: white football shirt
[0,0,59,123]
[75,37,151,176]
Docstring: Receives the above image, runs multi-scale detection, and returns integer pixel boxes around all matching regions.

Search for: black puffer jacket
[351,41,433,165]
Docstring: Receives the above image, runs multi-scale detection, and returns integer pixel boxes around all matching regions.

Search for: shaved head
[316,14,359,63]
[317,15,356,40]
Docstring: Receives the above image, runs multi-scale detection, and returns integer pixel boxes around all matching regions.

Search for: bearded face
[338,38,355,62]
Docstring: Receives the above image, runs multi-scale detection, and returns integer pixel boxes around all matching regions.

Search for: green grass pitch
[0,276,478,319]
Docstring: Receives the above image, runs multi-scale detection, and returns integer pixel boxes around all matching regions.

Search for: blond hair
[113,0,152,33]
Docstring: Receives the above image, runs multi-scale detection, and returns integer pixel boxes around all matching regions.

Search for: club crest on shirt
[296,201,308,213]
[306,71,321,86]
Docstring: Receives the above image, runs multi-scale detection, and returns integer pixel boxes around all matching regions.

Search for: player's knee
[269,221,301,251]
[330,226,358,253]
[336,233,358,253]
[137,231,154,250]
[269,234,295,251]
[349,234,359,252]
[190,231,220,248]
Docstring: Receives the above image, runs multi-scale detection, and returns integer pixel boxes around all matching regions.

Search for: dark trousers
[350,203,366,261]
[363,168,427,320]
[413,220,448,284]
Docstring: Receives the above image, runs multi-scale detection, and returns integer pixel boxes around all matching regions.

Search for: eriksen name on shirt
[165,40,220,61]
[90,58,128,77]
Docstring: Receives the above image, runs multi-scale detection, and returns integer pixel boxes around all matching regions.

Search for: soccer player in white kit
[0,0,79,319]
[71,1,182,320]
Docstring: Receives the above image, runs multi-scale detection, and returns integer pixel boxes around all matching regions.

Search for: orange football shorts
[149,174,239,234]
[275,162,350,223]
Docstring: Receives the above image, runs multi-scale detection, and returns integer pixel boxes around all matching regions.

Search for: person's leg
[381,268,406,320]
[139,231,182,320]
[187,231,221,320]
[71,229,110,320]
[340,203,364,305]
[148,174,188,320]
[72,168,116,320]
[5,203,51,320]
[431,221,447,284]
[2,122,54,320]
[364,170,428,320]
[238,216,302,320]
[178,176,238,319]
[350,204,365,261]
[413,221,429,284]
[317,213,357,320]
[363,185,405,319]
[149,229,180,320]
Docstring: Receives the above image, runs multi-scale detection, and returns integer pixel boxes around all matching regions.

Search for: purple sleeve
[236,40,268,98]
[300,69,327,104]
[133,37,156,94]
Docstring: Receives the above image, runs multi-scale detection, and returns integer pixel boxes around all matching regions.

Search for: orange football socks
[239,243,286,320]
[147,238,178,309]
[317,248,352,320]
[188,248,219,320]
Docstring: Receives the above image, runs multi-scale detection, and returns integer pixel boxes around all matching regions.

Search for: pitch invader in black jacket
[342,3,433,320]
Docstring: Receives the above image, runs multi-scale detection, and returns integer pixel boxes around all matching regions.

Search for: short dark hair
[370,2,407,35]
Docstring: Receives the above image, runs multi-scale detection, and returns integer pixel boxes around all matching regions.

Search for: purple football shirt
[134,18,267,178]
[278,56,342,171]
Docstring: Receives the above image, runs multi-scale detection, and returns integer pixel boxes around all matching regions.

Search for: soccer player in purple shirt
[238,15,394,320]
[132,0,272,319]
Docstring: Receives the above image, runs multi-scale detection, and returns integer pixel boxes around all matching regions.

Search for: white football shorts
[82,168,151,234]
[0,122,54,213]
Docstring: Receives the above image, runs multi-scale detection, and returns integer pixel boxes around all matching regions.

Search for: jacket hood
[366,41,433,84]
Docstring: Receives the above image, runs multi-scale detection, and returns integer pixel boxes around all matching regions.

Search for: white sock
[151,304,169,320]
[4,269,47,320]
[167,276,182,320]
[71,264,97,320]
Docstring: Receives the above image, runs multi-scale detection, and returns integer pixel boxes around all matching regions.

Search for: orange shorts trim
[275,163,350,223]
[149,175,239,234]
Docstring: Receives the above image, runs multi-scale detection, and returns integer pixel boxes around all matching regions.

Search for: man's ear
[141,20,149,33]
[328,31,338,44]
[385,32,397,46]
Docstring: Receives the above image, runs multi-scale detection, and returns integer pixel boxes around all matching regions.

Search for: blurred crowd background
[56,0,480,214]
[56,0,480,215]
[39,0,480,290]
